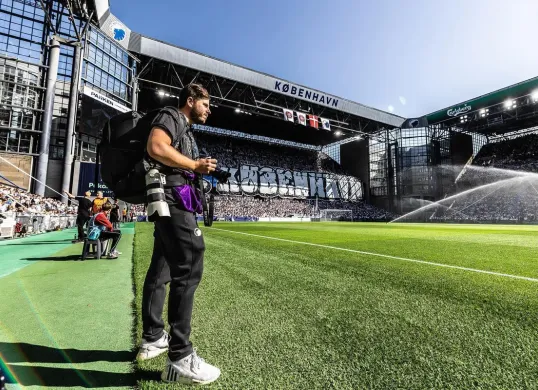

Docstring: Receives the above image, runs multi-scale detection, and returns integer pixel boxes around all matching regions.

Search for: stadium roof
[423,76,538,135]
[87,0,404,146]
[90,0,538,140]
[127,34,404,128]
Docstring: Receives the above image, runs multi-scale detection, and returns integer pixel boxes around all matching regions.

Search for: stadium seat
[81,237,111,260]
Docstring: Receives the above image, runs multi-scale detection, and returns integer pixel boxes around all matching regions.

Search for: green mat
[0,229,78,278]
[0,224,136,389]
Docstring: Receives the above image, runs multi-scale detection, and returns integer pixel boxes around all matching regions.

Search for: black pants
[142,206,205,361]
[76,215,90,240]
[100,230,122,253]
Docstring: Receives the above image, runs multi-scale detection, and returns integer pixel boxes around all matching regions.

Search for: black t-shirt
[147,107,201,205]
[75,196,92,218]
[147,107,199,174]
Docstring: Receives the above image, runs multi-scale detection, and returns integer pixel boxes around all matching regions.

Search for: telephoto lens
[145,169,170,221]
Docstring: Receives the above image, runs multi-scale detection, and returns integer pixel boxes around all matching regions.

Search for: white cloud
[399,96,407,105]
[388,105,394,112]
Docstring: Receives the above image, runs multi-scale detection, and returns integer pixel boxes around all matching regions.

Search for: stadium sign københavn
[274,81,340,108]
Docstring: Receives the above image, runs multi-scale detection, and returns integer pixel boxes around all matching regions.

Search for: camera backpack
[96,107,179,204]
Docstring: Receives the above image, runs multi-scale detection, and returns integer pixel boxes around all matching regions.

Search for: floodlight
[532,90,538,102]
[157,90,165,97]
[504,99,515,109]
[235,108,240,113]
[335,131,342,136]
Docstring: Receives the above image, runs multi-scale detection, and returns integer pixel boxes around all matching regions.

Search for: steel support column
[132,78,139,111]
[61,43,82,203]
[35,37,60,196]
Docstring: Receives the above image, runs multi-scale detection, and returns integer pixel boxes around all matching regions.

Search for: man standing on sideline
[110,199,121,229]
[64,190,92,241]
[137,84,220,385]
[91,191,108,214]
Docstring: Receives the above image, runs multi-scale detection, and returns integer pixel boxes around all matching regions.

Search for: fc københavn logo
[109,21,126,42]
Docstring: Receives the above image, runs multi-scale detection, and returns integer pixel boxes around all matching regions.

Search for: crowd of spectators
[195,132,347,174]
[213,195,394,221]
[193,133,391,220]
[428,133,538,223]
[0,183,76,215]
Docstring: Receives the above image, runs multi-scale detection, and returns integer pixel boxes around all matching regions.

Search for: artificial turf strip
[0,228,79,278]
[133,222,538,389]
[0,226,135,389]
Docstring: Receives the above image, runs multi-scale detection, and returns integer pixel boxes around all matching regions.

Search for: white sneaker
[137,330,169,360]
[161,350,221,385]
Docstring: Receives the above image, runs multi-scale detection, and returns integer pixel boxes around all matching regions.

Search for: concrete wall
[0,153,33,190]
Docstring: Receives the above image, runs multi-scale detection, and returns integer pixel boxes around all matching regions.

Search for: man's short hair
[85,191,91,196]
[178,84,209,108]
[101,202,112,211]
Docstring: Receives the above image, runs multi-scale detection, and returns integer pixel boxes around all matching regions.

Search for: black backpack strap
[197,174,211,226]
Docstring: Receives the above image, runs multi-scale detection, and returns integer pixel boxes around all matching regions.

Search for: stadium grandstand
[1,1,537,389]
[0,0,536,224]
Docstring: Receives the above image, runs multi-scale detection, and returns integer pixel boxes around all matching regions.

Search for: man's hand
[63,190,74,199]
[194,158,217,175]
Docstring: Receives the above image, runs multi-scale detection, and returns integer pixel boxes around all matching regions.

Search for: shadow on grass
[3,240,77,245]
[21,254,83,261]
[0,342,134,363]
[5,364,136,387]
[2,342,138,387]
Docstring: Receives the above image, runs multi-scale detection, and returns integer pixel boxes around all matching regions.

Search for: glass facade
[77,26,135,161]
[0,1,134,163]
[83,27,133,105]
[0,0,45,155]
[369,127,453,209]
[321,143,340,164]
[369,137,388,196]
[0,56,42,154]
[0,0,84,158]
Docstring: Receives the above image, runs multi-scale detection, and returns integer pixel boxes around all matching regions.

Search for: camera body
[210,168,231,184]
[198,153,231,184]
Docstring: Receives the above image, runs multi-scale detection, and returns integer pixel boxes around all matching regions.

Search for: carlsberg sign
[447,104,471,117]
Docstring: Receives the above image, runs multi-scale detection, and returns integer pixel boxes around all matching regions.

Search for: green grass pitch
[132,222,538,389]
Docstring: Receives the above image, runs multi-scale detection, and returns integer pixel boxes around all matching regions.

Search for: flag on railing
[283,108,294,122]
[296,112,307,126]
[320,117,331,131]
[308,114,318,129]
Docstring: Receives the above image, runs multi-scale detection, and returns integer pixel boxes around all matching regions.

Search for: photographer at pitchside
[137,84,221,385]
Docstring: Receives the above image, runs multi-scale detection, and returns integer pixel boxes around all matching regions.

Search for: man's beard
[190,105,206,124]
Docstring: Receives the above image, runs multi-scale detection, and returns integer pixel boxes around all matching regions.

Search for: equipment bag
[87,215,104,240]
[96,107,179,204]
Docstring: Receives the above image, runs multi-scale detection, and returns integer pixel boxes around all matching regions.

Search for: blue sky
[111,0,538,118]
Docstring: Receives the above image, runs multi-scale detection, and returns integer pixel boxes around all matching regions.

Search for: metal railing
[0,212,77,239]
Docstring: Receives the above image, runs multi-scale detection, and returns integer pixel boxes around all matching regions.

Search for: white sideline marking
[208,227,538,283]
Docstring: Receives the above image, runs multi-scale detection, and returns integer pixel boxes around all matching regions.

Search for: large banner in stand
[205,165,363,200]
[77,162,115,197]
